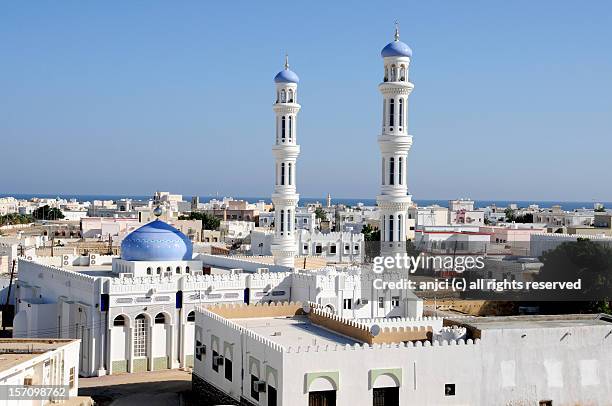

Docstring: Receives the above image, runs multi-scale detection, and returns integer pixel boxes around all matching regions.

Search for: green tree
[595,206,606,212]
[514,213,533,223]
[536,238,612,311]
[32,205,64,220]
[179,212,220,230]
[314,207,327,221]
[361,223,380,241]
[504,207,516,222]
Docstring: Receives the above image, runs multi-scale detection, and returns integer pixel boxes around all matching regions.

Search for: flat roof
[233,316,361,347]
[453,314,612,330]
[0,339,77,372]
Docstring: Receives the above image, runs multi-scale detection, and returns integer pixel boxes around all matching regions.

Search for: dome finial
[394,20,400,41]
[284,53,289,70]
[153,205,163,218]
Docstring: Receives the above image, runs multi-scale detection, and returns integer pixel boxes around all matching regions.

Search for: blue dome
[381,40,412,58]
[121,219,193,261]
[274,68,299,84]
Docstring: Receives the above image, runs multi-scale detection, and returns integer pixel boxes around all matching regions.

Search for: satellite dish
[302,303,311,314]
[370,324,381,337]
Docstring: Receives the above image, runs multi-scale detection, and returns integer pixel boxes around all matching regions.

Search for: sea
[2,194,609,211]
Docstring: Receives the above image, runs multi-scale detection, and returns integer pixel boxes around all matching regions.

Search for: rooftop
[234,316,360,347]
[0,339,78,372]
[451,314,612,331]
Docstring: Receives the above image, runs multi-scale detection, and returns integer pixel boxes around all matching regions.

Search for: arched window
[281,116,286,140]
[398,214,403,241]
[288,163,292,185]
[288,116,292,139]
[155,313,166,324]
[280,210,285,232]
[399,98,404,127]
[187,311,195,322]
[166,266,171,273]
[384,66,388,82]
[391,65,397,81]
[389,157,395,185]
[156,267,161,275]
[400,66,406,81]
[287,209,291,232]
[134,314,147,357]
[176,266,181,274]
[281,89,286,102]
[186,266,190,273]
[113,315,126,326]
[399,157,403,185]
[389,99,394,127]
[389,215,394,242]
[288,89,294,102]
[381,158,386,185]
[281,163,285,185]
[146,267,152,275]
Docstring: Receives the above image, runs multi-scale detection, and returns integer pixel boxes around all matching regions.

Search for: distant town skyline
[2,1,611,201]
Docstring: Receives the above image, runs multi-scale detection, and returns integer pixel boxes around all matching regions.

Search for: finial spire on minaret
[394,21,400,41]
[284,54,289,70]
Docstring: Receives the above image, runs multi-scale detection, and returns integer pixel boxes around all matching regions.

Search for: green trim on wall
[132,358,148,373]
[111,360,127,374]
[368,368,402,389]
[305,371,339,393]
[153,356,169,370]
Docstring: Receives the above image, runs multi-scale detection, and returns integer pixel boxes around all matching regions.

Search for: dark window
[113,315,125,326]
[212,350,219,372]
[399,98,404,127]
[398,157,403,185]
[389,99,394,127]
[268,385,278,406]
[309,390,336,406]
[146,267,152,275]
[373,387,399,406]
[389,157,394,185]
[195,340,202,360]
[378,297,384,309]
[251,375,259,401]
[288,116,293,139]
[281,116,286,139]
[224,358,232,381]
[330,245,337,254]
[445,384,455,396]
[343,299,352,310]
[539,402,552,406]
[392,296,400,307]
[281,163,285,185]
[187,311,195,322]
[389,215,394,242]
[155,313,166,324]
[315,245,322,254]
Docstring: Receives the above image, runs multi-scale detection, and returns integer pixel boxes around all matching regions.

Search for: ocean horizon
[1,193,609,212]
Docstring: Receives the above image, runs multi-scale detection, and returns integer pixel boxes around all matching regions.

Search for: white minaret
[377,24,414,254]
[271,56,301,267]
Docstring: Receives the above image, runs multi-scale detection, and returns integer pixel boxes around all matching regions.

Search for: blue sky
[1,1,611,201]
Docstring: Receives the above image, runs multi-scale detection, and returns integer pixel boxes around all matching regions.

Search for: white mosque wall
[198,253,293,273]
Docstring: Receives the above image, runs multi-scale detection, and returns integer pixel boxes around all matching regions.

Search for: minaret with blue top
[271,55,300,267]
[378,24,414,253]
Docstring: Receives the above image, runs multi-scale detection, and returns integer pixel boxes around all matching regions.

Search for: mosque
[13,26,423,379]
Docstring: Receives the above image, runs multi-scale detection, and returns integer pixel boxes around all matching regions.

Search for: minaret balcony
[378,81,414,96]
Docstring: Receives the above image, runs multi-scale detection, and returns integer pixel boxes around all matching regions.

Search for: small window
[166,266,171,273]
[176,266,181,274]
[445,384,455,396]
[343,299,352,310]
[186,266,190,273]
[187,311,195,322]
[156,267,161,275]
[69,367,75,389]
[329,245,337,254]
[378,297,384,309]
[354,244,359,251]
[113,315,126,326]
[23,377,33,386]
[195,340,202,360]
[155,313,166,324]
[212,350,219,372]
[539,402,552,406]
[392,296,400,307]
[146,267,152,275]
[251,375,259,401]
[225,358,233,381]
[315,245,322,254]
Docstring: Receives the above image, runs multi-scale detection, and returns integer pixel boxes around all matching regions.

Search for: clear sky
[2,1,611,201]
